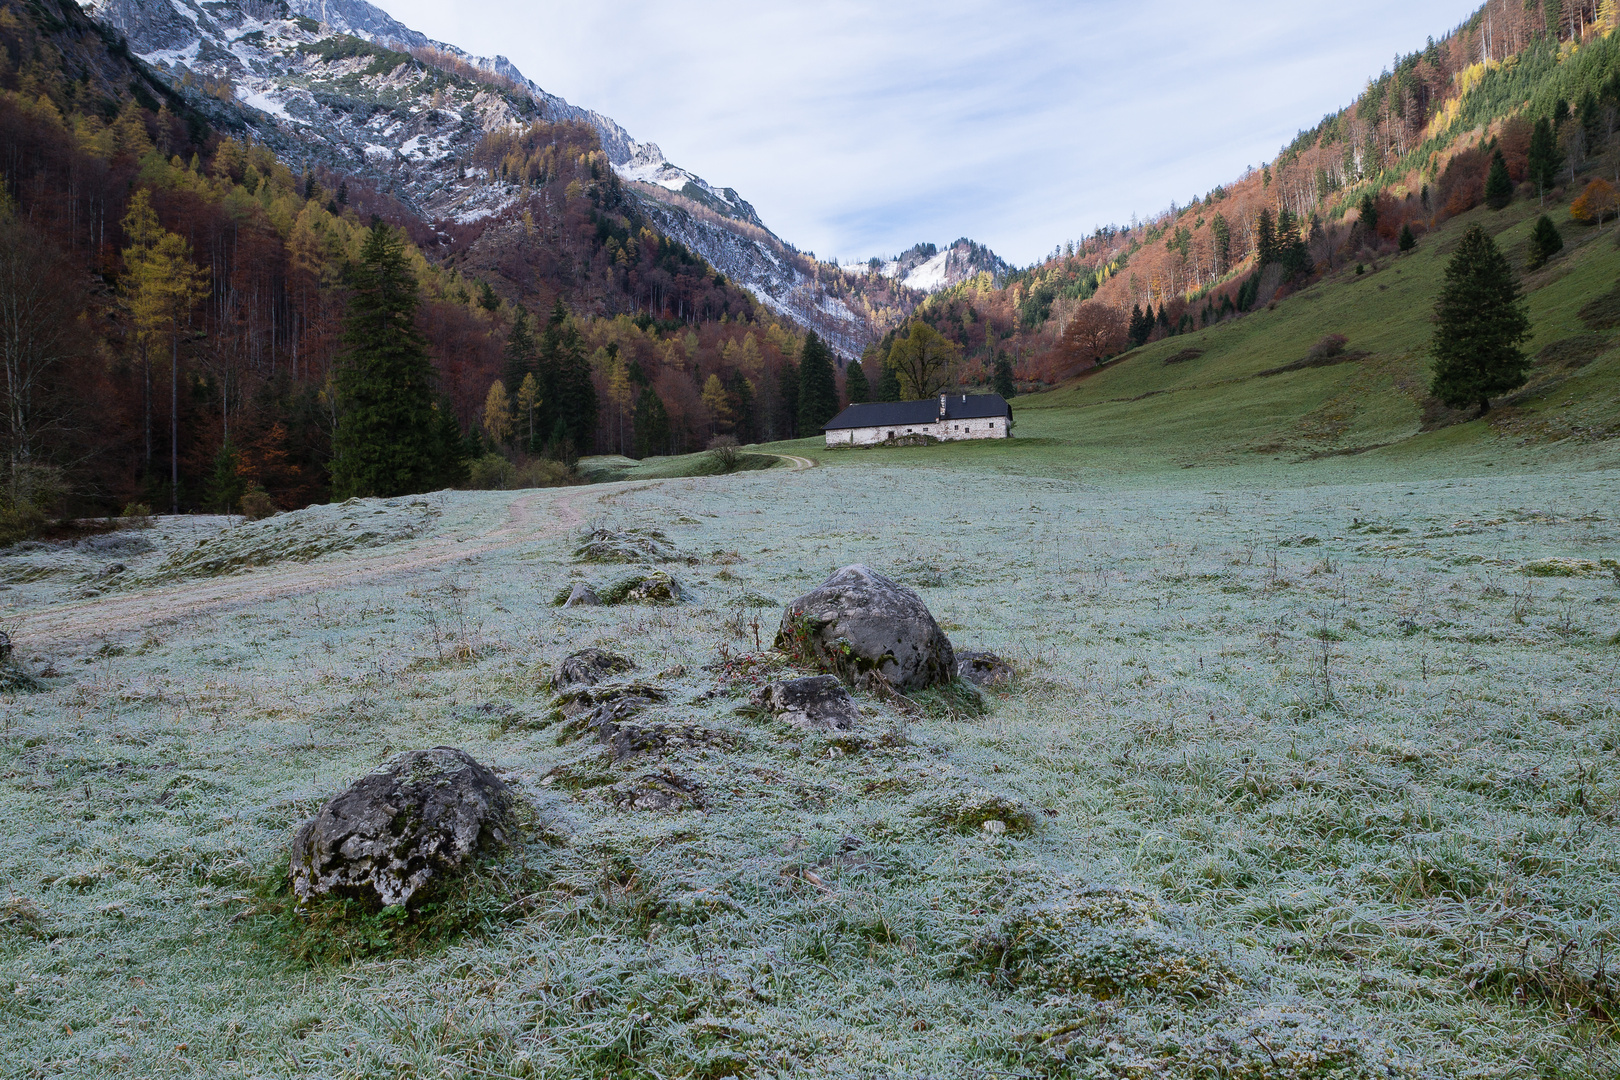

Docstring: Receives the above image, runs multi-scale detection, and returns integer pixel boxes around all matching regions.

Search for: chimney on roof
[939,393,947,419]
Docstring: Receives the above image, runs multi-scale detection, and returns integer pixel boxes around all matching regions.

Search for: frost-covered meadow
[2,460,1619,1078]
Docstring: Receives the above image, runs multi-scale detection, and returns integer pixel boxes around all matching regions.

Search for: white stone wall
[824,415,1008,448]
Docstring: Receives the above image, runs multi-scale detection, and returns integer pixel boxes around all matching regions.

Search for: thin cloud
[380,0,1481,265]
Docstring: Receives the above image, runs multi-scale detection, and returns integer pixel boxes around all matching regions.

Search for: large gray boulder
[776,564,956,690]
[290,748,513,907]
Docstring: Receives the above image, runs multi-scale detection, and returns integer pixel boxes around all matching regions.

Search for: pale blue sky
[381,1,1482,266]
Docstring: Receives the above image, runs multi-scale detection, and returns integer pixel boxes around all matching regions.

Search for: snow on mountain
[76,0,887,351]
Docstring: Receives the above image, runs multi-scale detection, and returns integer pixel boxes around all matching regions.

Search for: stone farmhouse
[822,393,1012,448]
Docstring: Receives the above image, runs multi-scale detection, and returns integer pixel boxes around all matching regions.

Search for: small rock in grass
[752,675,859,731]
[555,648,633,688]
[602,722,738,762]
[289,747,513,907]
[981,819,1008,835]
[956,650,1013,687]
[601,571,684,605]
[777,564,955,690]
[562,583,601,608]
[613,772,702,811]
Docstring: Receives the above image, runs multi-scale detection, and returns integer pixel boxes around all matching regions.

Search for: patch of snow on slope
[902,250,951,292]
[239,88,297,122]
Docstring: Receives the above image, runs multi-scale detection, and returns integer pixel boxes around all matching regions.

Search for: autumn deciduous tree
[330,223,442,498]
[1058,302,1128,378]
[0,216,86,521]
[1570,178,1617,224]
[482,379,513,444]
[1430,224,1532,417]
[888,322,962,399]
[126,208,209,513]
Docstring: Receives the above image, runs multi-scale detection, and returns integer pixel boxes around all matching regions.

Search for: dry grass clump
[571,527,679,563]
[1027,1005,1423,1078]
[964,884,1237,1001]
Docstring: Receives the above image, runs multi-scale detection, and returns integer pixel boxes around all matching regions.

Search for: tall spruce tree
[552,323,598,458]
[777,359,800,436]
[992,352,1017,398]
[797,331,838,433]
[503,306,535,391]
[1528,117,1562,195]
[874,355,901,402]
[844,357,870,403]
[1484,150,1514,209]
[1429,224,1532,417]
[329,223,442,498]
[632,385,670,459]
[1398,223,1417,253]
[1357,193,1378,236]
[1256,208,1278,263]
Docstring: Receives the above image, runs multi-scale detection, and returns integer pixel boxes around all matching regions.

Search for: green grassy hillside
[787,197,1620,486]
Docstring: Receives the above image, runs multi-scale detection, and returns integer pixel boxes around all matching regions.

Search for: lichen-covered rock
[613,771,702,811]
[777,564,955,690]
[957,650,1014,687]
[752,675,859,731]
[601,571,684,605]
[601,722,739,762]
[555,648,633,688]
[289,747,513,907]
[562,583,601,608]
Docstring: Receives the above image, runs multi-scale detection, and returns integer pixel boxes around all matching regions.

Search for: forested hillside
[0,0,841,530]
[885,0,1620,393]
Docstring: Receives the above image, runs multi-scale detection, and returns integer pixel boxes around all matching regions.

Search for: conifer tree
[433,396,469,489]
[503,306,535,391]
[1127,304,1149,347]
[726,370,757,441]
[552,322,598,458]
[478,281,500,312]
[844,358,869,403]
[1256,209,1278,264]
[1357,194,1378,236]
[993,352,1017,398]
[874,355,901,403]
[797,331,838,432]
[329,223,441,498]
[1528,117,1562,195]
[777,359,800,436]
[1484,150,1513,209]
[1398,223,1417,253]
[1211,214,1231,274]
[632,385,669,458]
[1430,224,1532,417]
[1526,215,1564,270]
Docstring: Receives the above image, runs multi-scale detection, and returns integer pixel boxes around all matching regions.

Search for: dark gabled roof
[822,393,1011,431]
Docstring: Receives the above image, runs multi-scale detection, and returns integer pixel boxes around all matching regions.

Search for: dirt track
[15,486,590,652]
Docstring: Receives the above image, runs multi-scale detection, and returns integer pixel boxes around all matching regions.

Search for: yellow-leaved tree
[123,190,209,512]
[483,380,513,445]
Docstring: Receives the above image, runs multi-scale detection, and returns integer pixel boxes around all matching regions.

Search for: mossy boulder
[289,748,513,907]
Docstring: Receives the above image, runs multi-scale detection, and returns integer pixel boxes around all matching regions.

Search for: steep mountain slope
[76,0,898,353]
